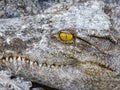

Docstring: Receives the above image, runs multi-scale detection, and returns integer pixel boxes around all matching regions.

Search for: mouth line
[0,53,115,72]
[73,60,115,71]
[0,53,69,69]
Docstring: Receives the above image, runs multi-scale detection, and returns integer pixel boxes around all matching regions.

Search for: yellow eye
[59,32,74,41]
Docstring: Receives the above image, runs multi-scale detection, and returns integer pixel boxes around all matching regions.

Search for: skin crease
[0,0,120,90]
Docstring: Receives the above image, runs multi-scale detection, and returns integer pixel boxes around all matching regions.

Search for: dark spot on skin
[10,76,16,79]
[103,5,112,16]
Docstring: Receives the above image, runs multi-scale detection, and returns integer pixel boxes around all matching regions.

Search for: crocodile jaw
[0,1,120,90]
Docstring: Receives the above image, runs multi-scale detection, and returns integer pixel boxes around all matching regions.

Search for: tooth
[13,56,16,61]
[29,61,34,69]
[17,56,21,62]
[9,58,13,63]
[26,60,30,63]
[17,57,22,66]
[22,57,25,64]
[42,63,45,66]
[2,59,5,63]
[34,61,38,66]
[43,63,48,67]
[30,61,33,66]
[6,57,9,62]
[60,65,63,68]
[50,65,55,68]
[39,64,42,67]
[47,65,50,68]
[22,57,25,61]
[13,56,17,66]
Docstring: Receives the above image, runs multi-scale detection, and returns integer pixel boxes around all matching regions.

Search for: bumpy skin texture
[0,0,120,90]
[0,70,32,90]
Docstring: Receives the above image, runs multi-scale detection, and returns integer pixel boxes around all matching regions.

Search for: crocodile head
[0,1,120,90]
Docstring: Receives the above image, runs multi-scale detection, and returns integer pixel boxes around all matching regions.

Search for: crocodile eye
[51,29,76,44]
[58,31,75,43]
[59,32,73,41]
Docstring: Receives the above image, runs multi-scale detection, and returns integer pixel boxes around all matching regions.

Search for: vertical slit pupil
[66,33,67,40]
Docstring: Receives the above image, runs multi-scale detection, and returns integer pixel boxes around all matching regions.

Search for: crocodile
[0,0,120,90]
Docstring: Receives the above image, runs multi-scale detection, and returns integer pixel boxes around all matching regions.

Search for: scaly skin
[0,1,120,90]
